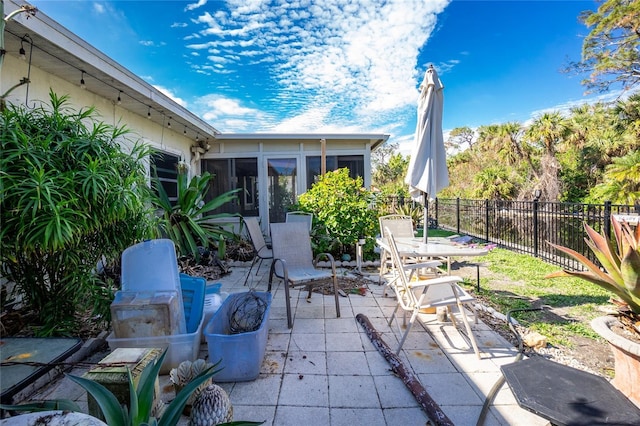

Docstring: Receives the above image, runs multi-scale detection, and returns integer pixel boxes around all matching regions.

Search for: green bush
[297,169,378,259]
[0,91,154,335]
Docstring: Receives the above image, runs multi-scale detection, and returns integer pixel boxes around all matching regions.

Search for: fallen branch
[356,313,454,426]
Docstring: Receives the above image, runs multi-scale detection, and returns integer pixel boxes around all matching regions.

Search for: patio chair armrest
[408,275,463,289]
[314,252,336,274]
[404,260,442,270]
[271,257,289,282]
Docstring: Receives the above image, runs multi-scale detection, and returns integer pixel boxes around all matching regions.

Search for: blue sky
[30,0,616,154]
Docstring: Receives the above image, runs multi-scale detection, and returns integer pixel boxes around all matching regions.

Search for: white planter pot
[0,411,107,426]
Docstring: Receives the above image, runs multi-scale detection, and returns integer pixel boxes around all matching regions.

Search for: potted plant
[547,216,640,406]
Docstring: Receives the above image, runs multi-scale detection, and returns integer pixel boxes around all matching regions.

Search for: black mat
[1,337,82,404]
[501,357,640,425]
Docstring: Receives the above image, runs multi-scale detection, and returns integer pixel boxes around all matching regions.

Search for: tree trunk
[356,313,454,426]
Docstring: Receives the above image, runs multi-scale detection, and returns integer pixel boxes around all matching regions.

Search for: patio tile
[274,406,330,426]
[352,306,385,318]
[417,372,485,406]
[325,317,360,333]
[325,332,365,351]
[292,318,325,334]
[289,332,325,352]
[229,373,282,405]
[490,404,551,426]
[261,351,286,375]
[266,332,290,351]
[365,350,394,376]
[465,371,519,406]
[329,408,387,426]
[373,374,420,408]
[328,375,380,408]
[381,407,430,424]
[327,351,369,375]
[284,350,327,375]
[232,405,275,426]
[406,348,459,374]
[279,374,329,407]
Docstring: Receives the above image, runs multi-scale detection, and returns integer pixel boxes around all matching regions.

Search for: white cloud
[183,0,453,134]
[185,0,208,12]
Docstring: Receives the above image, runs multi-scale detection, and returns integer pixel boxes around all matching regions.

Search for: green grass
[458,247,611,347]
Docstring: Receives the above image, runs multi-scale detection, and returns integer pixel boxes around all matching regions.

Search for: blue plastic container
[121,239,180,292]
[179,274,206,334]
[204,291,272,382]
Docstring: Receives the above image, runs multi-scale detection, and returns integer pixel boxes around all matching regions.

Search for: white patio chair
[268,222,340,328]
[242,216,273,286]
[285,211,313,232]
[384,227,481,358]
[378,214,434,287]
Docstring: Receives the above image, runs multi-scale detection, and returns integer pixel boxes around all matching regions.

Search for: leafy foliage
[570,0,640,93]
[0,91,154,335]
[150,170,239,261]
[548,216,640,314]
[297,169,378,258]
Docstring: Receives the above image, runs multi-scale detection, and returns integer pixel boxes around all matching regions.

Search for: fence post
[456,197,461,234]
[484,199,489,242]
[604,200,612,239]
[533,195,540,258]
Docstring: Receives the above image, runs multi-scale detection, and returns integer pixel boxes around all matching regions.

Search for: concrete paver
[19,263,549,425]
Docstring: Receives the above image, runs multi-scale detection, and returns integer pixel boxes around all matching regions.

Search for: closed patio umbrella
[405,65,448,243]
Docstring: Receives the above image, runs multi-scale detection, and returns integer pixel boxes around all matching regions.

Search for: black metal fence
[435,198,638,271]
[380,196,638,271]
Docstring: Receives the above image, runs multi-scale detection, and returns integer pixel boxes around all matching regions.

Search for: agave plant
[151,170,240,261]
[547,216,640,315]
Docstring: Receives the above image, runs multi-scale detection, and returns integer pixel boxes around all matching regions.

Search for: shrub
[297,169,378,259]
[0,91,154,335]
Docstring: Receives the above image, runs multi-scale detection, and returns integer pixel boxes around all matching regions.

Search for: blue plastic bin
[121,239,180,292]
[179,274,206,334]
[204,291,272,382]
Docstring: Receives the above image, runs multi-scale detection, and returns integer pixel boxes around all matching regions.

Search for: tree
[525,112,570,201]
[571,0,640,93]
[446,126,475,152]
[587,150,640,204]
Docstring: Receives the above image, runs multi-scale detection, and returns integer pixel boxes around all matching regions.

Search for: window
[203,158,258,216]
[306,155,364,189]
[150,151,179,205]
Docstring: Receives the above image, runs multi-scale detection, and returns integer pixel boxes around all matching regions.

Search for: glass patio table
[376,236,488,276]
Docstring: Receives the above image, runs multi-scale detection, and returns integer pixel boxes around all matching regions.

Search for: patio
[26,263,549,425]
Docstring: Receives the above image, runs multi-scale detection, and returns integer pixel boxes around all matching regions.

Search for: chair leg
[395,309,418,354]
[284,280,293,329]
[332,274,341,318]
[243,257,258,286]
[456,299,481,359]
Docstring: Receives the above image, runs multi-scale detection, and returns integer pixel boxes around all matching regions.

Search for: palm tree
[525,112,570,201]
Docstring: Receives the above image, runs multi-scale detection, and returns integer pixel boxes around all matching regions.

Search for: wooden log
[356,313,454,426]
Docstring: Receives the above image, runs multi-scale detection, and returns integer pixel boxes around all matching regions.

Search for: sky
[29,0,619,154]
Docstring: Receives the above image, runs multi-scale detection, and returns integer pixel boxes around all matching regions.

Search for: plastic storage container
[201,284,227,343]
[179,274,206,333]
[204,291,272,382]
[107,274,206,374]
[110,290,186,337]
[121,239,180,292]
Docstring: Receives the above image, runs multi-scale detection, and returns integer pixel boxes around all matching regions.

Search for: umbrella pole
[423,192,429,244]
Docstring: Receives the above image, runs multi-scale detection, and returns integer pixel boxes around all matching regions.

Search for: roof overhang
[217,133,390,149]
[2,0,220,139]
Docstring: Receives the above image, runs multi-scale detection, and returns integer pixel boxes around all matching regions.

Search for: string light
[183,126,187,135]
[167,116,172,128]
[80,71,86,89]
[19,39,26,60]
[117,91,122,105]
[147,105,151,119]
